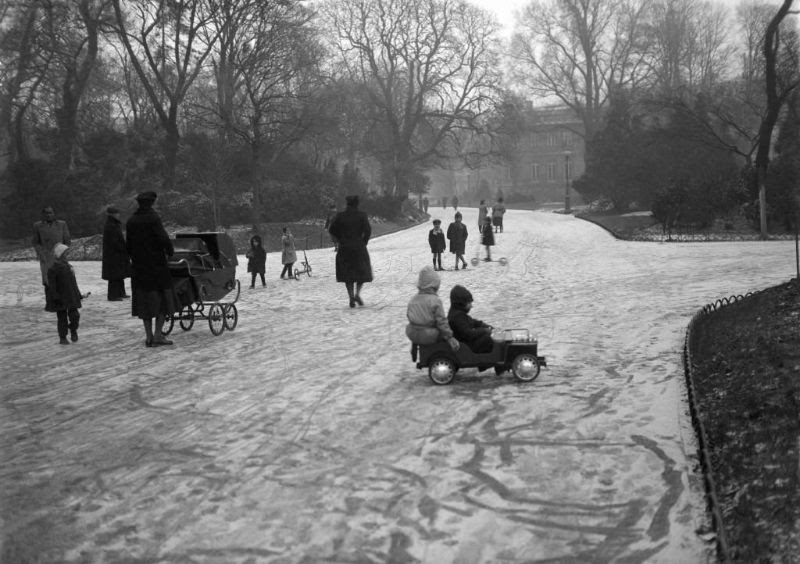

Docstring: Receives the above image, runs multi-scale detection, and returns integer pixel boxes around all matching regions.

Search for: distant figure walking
[328,195,373,308]
[442,196,448,209]
[101,206,131,301]
[422,196,429,213]
[452,195,459,210]
[280,227,297,279]
[32,206,70,299]
[324,203,338,251]
[246,235,267,288]
[446,211,468,270]
[492,197,506,233]
[126,191,177,348]
[477,200,488,230]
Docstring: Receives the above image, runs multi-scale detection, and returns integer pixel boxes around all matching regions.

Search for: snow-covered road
[1,209,796,563]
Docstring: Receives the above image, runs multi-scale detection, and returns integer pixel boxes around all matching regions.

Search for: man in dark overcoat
[32,206,71,298]
[102,206,131,301]
[126,191,176,347]
[328,195,373,307]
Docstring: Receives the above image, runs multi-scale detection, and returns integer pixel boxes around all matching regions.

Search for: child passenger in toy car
[406,267,460,358]
[447,284,494,353]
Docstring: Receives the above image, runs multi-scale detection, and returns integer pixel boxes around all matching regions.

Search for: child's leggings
[432,253,442,269]
[56,309,80,338]
[280,263,294,278]
[250,272,265,286]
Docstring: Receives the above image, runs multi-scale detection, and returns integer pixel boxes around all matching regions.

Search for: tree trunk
[163,123,180,191]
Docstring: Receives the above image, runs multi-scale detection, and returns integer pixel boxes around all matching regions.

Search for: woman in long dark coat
[101,206,131,301]
[126,191,177,347]
[328,195,373,307]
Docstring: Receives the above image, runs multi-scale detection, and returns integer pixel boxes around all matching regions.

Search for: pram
[164,232,240,336]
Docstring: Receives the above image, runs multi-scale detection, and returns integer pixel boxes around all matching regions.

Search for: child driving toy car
[406,266,460,360]
[447,284,494,353]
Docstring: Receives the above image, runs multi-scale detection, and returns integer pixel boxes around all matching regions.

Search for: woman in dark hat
[101,205,131,301]
[328,195,373,307]
[125,191,177,346]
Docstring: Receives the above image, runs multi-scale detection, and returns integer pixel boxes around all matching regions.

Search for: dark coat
[247,245,267,274]
[481,221,495,246]
[329,207,373,283]
[45,259,82,312]
[448,304,492,352]
[125,207,174,291]
[446,221,468,255]
[428,228,446,253]
[102,215,131,281]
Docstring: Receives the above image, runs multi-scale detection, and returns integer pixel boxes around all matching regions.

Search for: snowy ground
[1,208,796,563]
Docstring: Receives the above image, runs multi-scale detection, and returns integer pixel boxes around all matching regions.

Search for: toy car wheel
[208,303,225,336]
[179,305,195,331]
[511,353,540,382]
[307,265,312,276]
[428,356,457,385]
[162,313,175,335]
[223,304,238,331]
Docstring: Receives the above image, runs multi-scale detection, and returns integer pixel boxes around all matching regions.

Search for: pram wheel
[163,313,175,335]
[208,303,225,336]
[293,268,300,279]
[307,265,312,276]
[223,304,238,331]
[179,305,195,331]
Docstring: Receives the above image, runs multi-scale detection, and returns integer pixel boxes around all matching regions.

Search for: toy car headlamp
[505,329,535,343]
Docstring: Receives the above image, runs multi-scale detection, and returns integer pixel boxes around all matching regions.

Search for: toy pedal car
[415,329,547,385]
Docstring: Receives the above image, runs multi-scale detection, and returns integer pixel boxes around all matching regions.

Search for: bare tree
[46,0,112,171]
[510,0,652,141]
[111,0,222,190]
[321,0,502,196]
[755,0,799,236]
[0,0,52,163]
[196,0,324,224]
[645,0,733,95]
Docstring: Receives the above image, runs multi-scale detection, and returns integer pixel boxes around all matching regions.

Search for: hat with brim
[136,191,157,202]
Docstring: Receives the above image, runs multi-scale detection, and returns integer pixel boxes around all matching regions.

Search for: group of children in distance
[428,213,497,271]
[405,266,494,359]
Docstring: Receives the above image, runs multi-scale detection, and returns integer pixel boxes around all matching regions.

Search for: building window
[531,163,539,181]
[547,162,556,181]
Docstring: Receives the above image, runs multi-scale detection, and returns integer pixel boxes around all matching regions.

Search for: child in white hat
[45,243,85,344]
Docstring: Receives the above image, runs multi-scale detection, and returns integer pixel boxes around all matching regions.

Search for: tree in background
[510,0,652,142]
[321,0,502,197]
[111,0,222,191]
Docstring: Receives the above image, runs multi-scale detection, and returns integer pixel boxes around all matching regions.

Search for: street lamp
[564,150,572,214]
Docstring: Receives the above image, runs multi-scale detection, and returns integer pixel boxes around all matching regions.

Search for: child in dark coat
[480,215,495,261]
[447,284,494,353]
[246,235,267,288]
[446,212,468,270]
[46,243,85,344]
[428,219,446,271]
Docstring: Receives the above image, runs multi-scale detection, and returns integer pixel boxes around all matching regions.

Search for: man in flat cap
[102,205,131,301]
[126,191,177,346]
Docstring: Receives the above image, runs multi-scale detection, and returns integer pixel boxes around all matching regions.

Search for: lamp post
[564,150,572,214]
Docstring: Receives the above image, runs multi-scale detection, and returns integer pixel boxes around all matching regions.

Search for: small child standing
[428,219,446,271]
[406,266,460,360]
[46,243,84,344]
[280,227,297,279]
[446,211,469,270]
[480,215,495,261]
[246,235,267,288]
